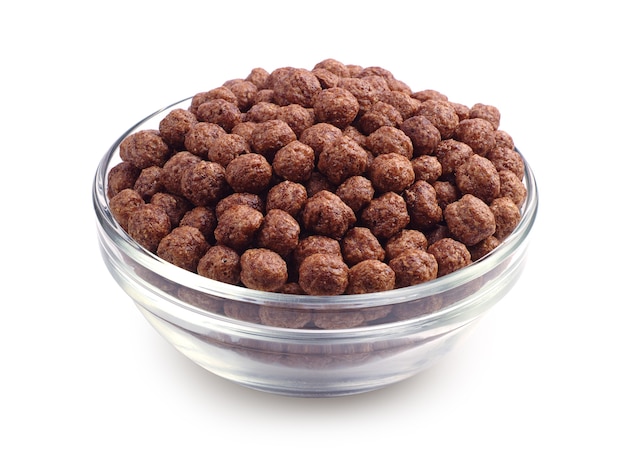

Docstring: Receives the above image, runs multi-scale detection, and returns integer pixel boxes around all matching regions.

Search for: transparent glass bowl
[93,98,538,397]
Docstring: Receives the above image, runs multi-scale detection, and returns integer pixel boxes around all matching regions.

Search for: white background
[2,1,624,454]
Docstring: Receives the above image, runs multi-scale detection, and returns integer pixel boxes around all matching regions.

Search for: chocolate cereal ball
[453,118,496,156]
[180,160,228,207]
[190,87,238,115]
[227,80,258,111]
[119,129,170,169]
[151,192,192,227]
[269,67,322,108]
[127,203,171,253]
[385,229,428,260]
[358,101,403,135]
[444,194,496,246]
[214,204,264,251]
[299,122,343,159]
[277,104,315,137]
[487,146,525,181]
[179,206,217,242]
[109,188,144,231]
[360,192,410,239]
[498,170,527,208]
[197,245,241,285]
[389,249,438,288]
[313,87,360,129]
[245,67,271,89]
[335,175,375,213]
[313,58,352,78]
[427,238,472,277]
[433,180,460,210]
[434,139,474,176]
[368,153,415,193]
[157,226,209,272]
[225,153,273,194]
[416,99,460,139]
[184,122,226,158]
[250,119,297,160]
[161,151,202,196]
[301,190,356,240]
[265,180,308,217]
[400,115,441,156]
[346,260,396,294]
[377,90,421,120]
[468,235,501,261]
[469,103,501,130]
[411,155,442,183]
[107,161,140,198]
[340,227,385,266]
[245,101,280,123]
[490,196,521,240]
[404,180,443,230]
[272,140,315,183]
[207,133,251,167]
[256,209,301,258]
[366,126,414,160]
[456,153,501,204]
[215,192,265,219]
[293,235,342,267]
[317,136,368,185]
[240,248,288,292]
[298,253,349,296]
[133,165,164,202]
[195,99,241,132]
[158,108,198,150]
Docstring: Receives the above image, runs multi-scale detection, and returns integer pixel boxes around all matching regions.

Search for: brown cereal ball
[161,151,202,196]
[214,204,264,251]
[272,140,315,182]
[250,119,297,160]
[456,153,501,204]
[119,129,170,169]
[411,155,442,183]
[343,125,369,149]
[498,170,527,208]
[259,305,311,328]
[298,253,349,296]
[277,104,315,137]
[207,133,251,167]
[312,67,340,88]
[299,122,343,159]
[416,99,460,139]
[340,227,385,266]
[358,102,403,135]
[180,160,227,207]
[293,235,342,267]
[490,196,522,240]
[225,153,273,194]
[313,58,352,77]
[184,122,226,158]
[494,129,515,150]
[256,209,301,258]
[109,188,145,231]
[469,103,501,130]
[411,89,448,102]
[107,161,140,198]
[433,180,460,210]
[400,115,441,156]
[189,87,238,115]
[453,118,496,156]
[346,260,396,294]
[444,194,496,246]
[425,224,451,246]
[157,226,209,272]
[360,192,410,239]
[336,77,380,115]
[245,67,271,90]
[487,146,525,180]
[244,101,280,123]
[335,175,375,213]
[434,139,474,176]
[377,90,422,120]
[366,126,414,160]
[277,282,306,295]
[151,192,192,227]
[468,235,501,261]
[451,102,470,121]
[230,121,256,144]
[265,180,308,217]
[195,99,242,132]
[179,206,217,242]
[269,67,322,108]
[127,203,171,253]
[215,192,265,219]
[385,229,428,260]
[240,248,288,292]
[389,249,438,288]
[313,87,360,129]
[158,108,198,150]
[133,165,164,202]
[301,190,356,240]
[368,153,415,193]
[223,302,261,323]
[317,136,368,185]
[404,180,443,230]
[427,238,472,277]
[197,245,241,285]
[227,80,258,111]
[305,171,336,197]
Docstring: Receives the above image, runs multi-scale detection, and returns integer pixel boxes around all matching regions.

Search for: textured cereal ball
[416,99,460,139]
[180,160,227,207]
[225,153,273,194]
[494,129,515,150]
[451,102,471,121]
[336,77,380,114]
[127,203,171,253]
[469,103,501,130]
[389,249,438,288]
[411,89,448,102]
[215,192,265,219]
[487,146,525,180]
[158,108,198,150]
[490,196,522,240]
[368,153,415,193]
[195,99,242,132]
[299,122,343,159]
[404,180,443,230]
[434,139,474,176]
[230,122,256,144]
[269,67,322,108]
[189,87,238,116]
[157,226,209,272]
[184,122,226,158]
[444,194,496,246]
[365,126,414,160]
[427,238,472,277]
[259,306,312,329]
[313,87,360,129]
[250,119,297,160]
[433,180,460,210]
[161,151,202,196]
[265,180,308,217]
[277,104,315,137]
[179,206,217,242]
[133,165,164,202]
[256,209,301,258]
[301,190,356,240]
[119,129,170,169]
[240,248,288,292]
[335,175,375,213]
[346,259,396,295]
[298,253,349,296]
[244,101,280,123]
[197,245,241,285]
[312,67,340,88]
[109,188,145,231]
[400,115,441,156]
[107,161,140,198]
[456,154,501,204]
[207,133,250,167]
[305,171,336,197]
[340,227,385,266]
[227,80,258,111]
[360,192,410,239]
[293,235,342,267]
[151,192,192,227]
[453,118,496,156]
[385,229,428,260]
[468,235,501,261]
[245,67,271,89]
[313,58,352,77]
[214,204,264,251]
[317,135,368,185]
[358,101,403,135]
[411,155,442,183]
[272,140,315,182]
[377,90,422,120]
[498,170,527,208]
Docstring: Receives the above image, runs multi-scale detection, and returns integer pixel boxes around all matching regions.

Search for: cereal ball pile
[108,58,526,298]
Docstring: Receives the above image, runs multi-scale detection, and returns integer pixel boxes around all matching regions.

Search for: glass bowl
[93,98,538,397]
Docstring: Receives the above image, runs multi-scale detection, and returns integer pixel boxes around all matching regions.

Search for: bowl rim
[93,97,539,318]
